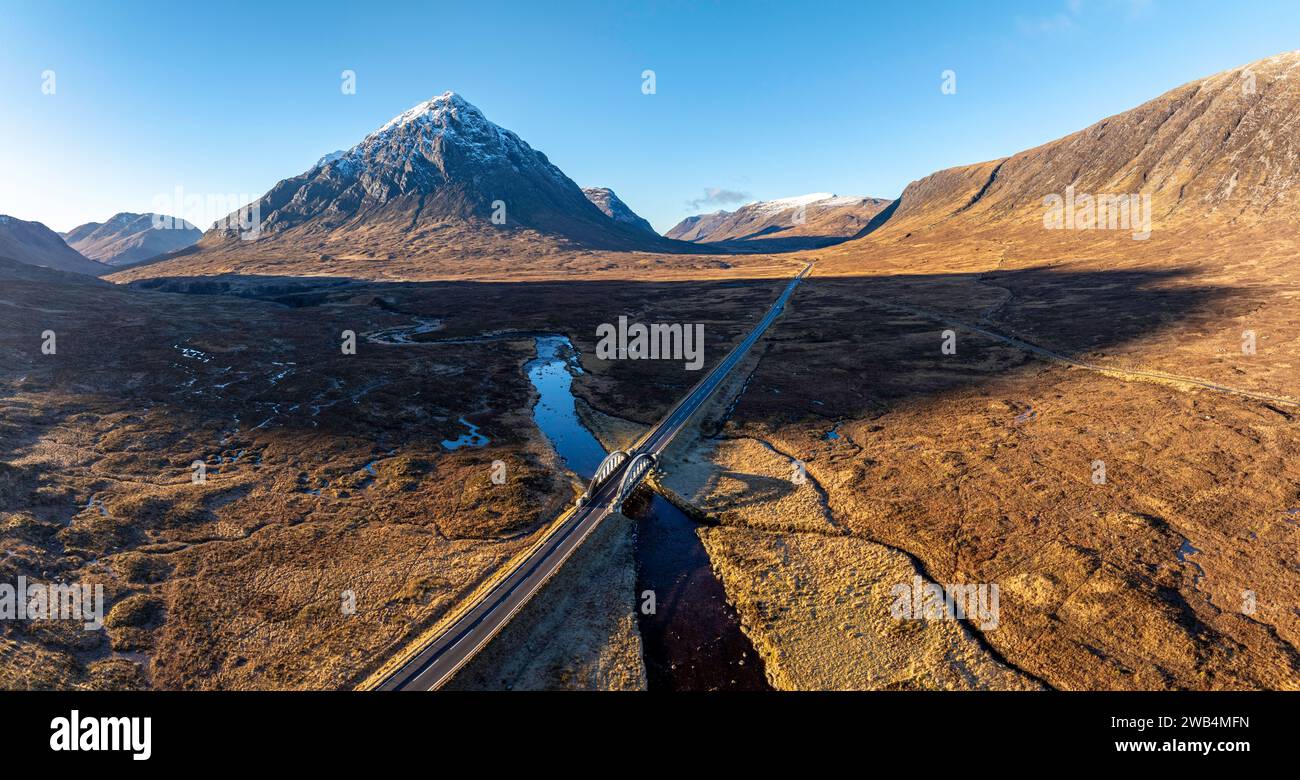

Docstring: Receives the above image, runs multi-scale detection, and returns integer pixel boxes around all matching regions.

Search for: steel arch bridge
[612,452,657,513]
[577,449,629,506]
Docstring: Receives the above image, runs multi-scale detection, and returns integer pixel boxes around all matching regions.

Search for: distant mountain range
[54,50,1300,283]
[0,215,109,275]
[62,212,201,266]
[666,193,892,249]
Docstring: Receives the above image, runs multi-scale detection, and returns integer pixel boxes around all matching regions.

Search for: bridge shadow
[701,469,800,510]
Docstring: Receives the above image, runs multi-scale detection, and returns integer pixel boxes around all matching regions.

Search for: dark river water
[525,335,771,690]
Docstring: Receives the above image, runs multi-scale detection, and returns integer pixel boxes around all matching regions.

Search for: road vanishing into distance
[373,263,812,691]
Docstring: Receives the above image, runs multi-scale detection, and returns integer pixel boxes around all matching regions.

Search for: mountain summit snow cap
[371,91,487,135]
[326,91,521,172]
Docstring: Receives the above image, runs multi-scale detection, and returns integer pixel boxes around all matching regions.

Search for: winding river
[371,322,769,689]
[525,335,770,690]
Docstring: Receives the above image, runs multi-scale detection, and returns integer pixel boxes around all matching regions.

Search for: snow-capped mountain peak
[373,91,482,135]
[353,92,507,158]
[310,91,556,181]
[205,91,670,251]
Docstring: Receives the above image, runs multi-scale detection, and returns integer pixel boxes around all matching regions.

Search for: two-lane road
[372,263,811,691]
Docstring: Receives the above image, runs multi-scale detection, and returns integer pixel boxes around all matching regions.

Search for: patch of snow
[314,150,346,168]
[749,193,836,213]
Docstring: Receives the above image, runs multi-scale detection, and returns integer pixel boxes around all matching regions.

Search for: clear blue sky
[2,0,1298,233]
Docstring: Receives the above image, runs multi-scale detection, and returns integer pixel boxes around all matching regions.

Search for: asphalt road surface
[373,263,811,690]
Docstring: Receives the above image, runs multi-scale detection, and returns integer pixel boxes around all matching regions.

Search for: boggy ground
[0,275,561,688]
[0,268,783,689]
[686,226,1300,690]
[577,386,1037,690]
[6,223,1300,690]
